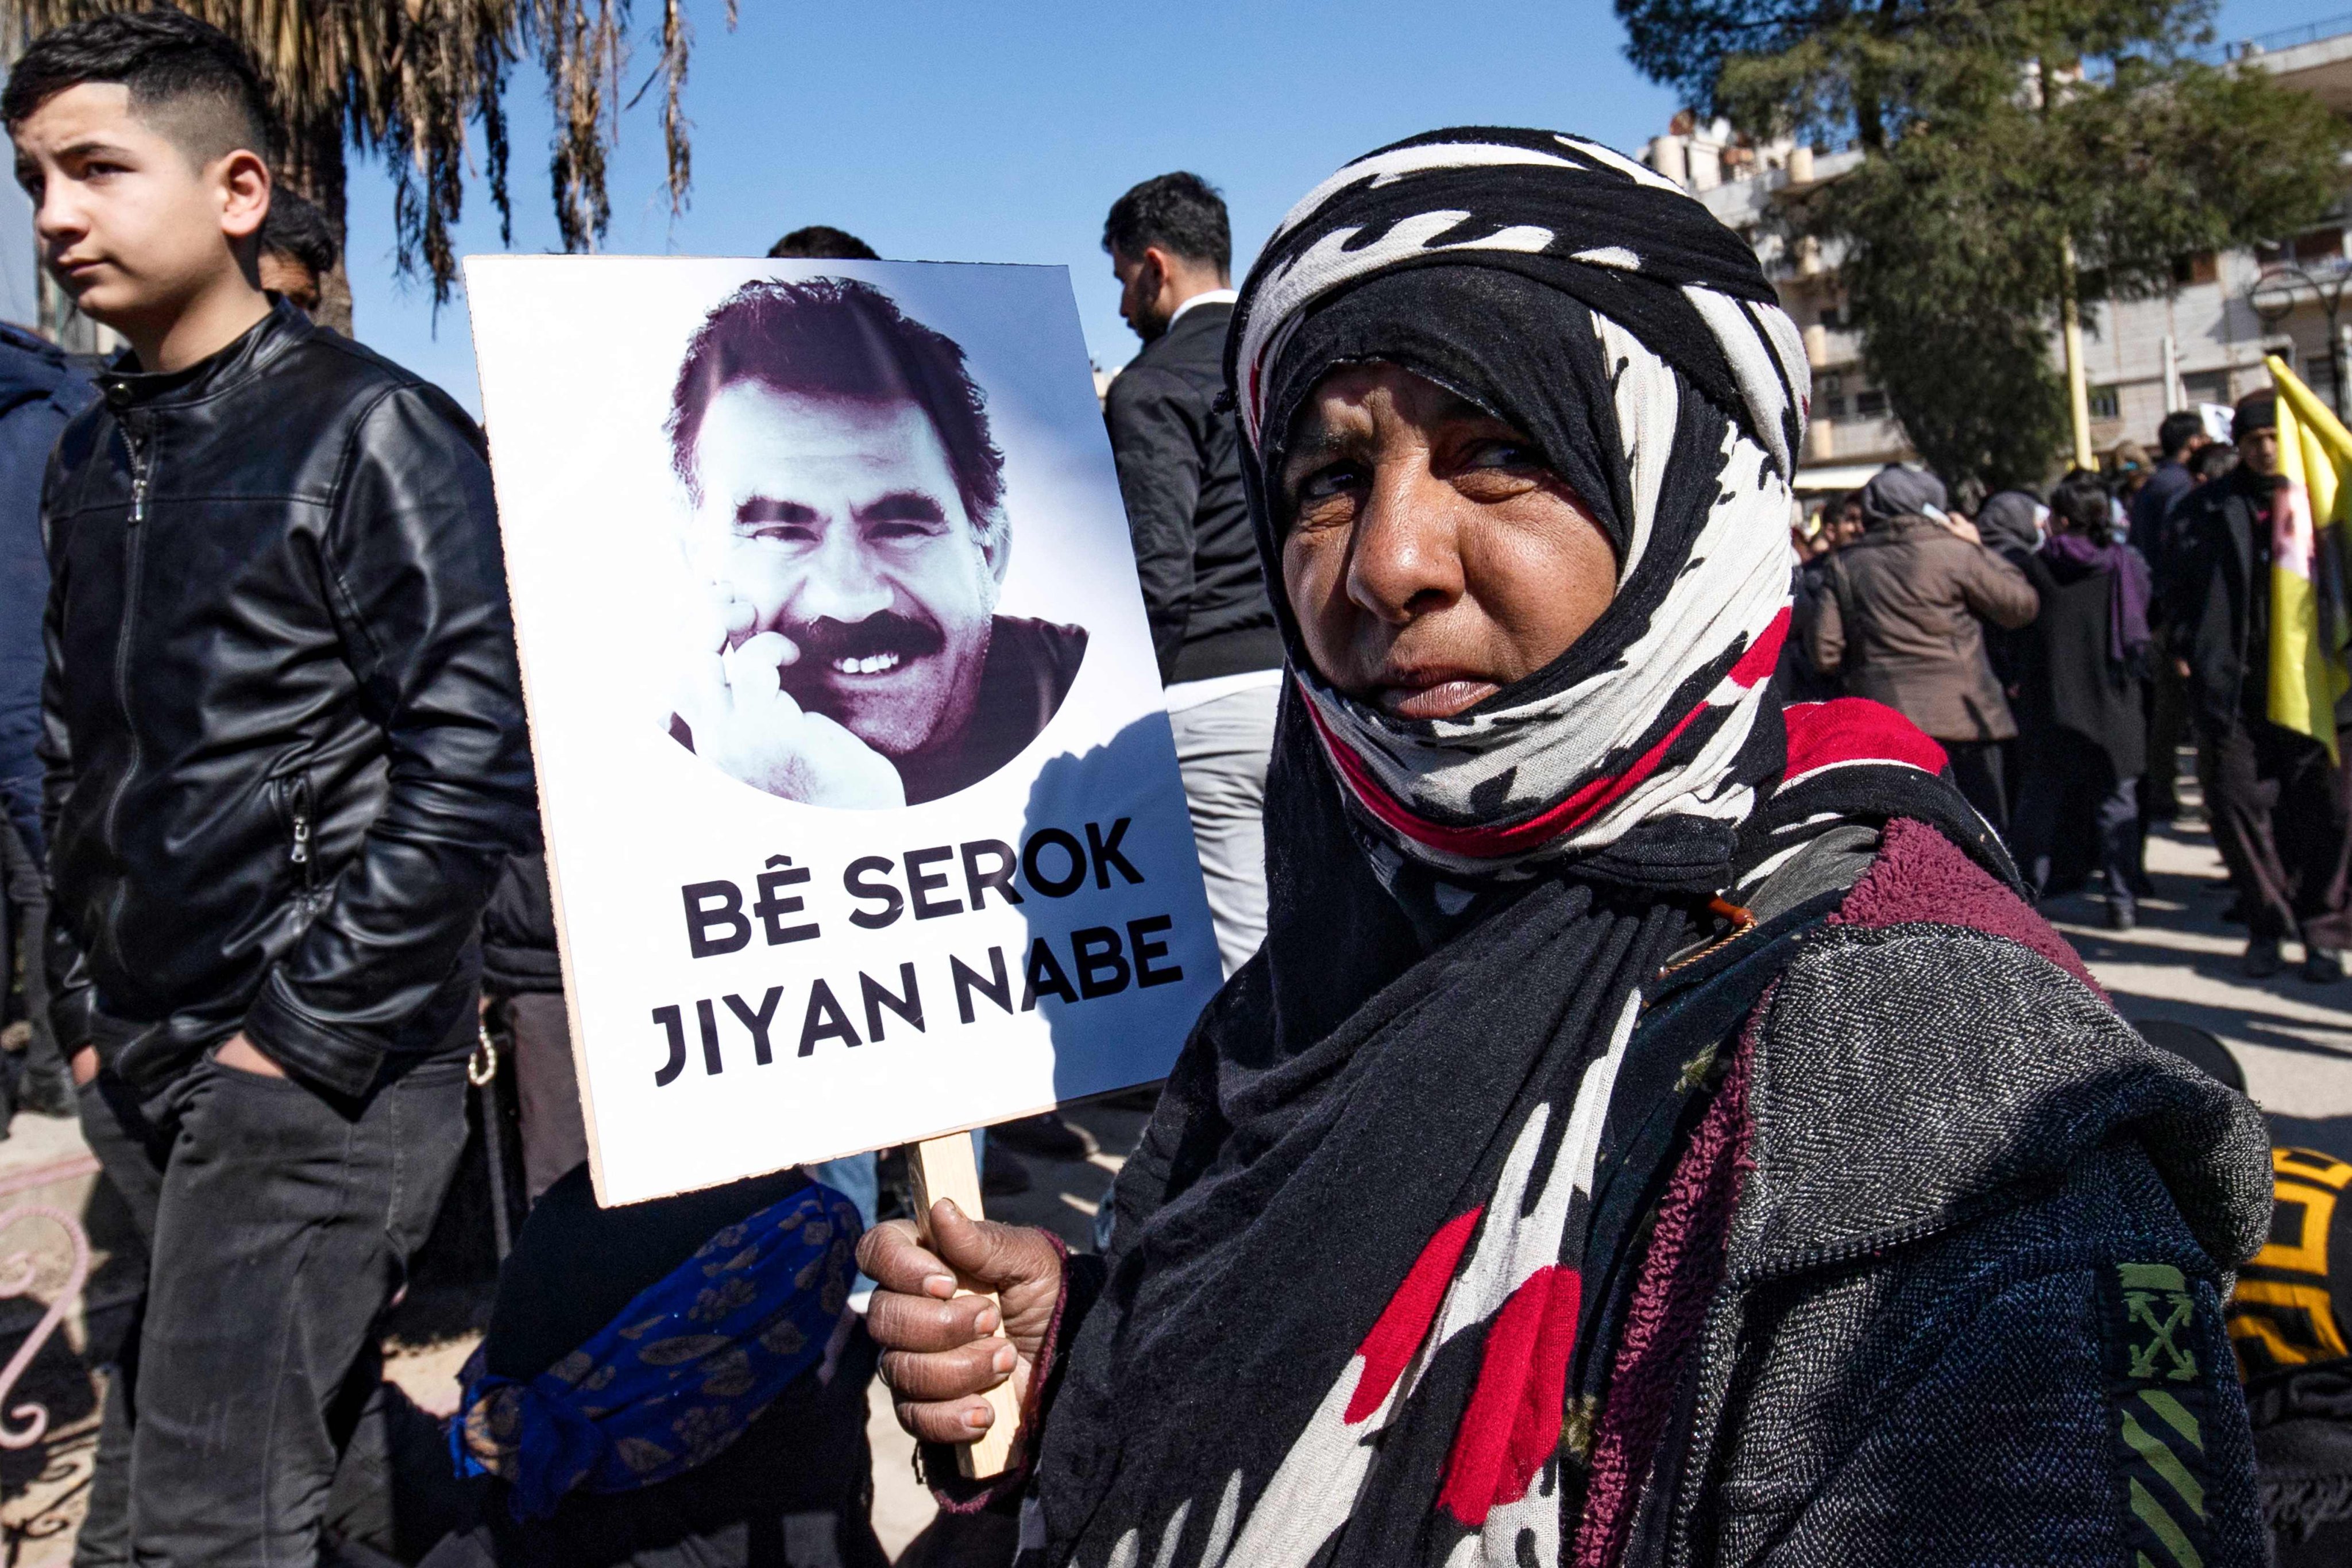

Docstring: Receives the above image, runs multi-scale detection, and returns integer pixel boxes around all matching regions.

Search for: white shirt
[1165,288,1238,330]
[1165,667,1284,713]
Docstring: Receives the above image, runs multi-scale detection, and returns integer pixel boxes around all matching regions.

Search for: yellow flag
[2264,355,2352,758]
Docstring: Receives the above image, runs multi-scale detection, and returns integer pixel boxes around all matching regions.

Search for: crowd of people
[0,9,2341,1568]
[1785,396,2352,981]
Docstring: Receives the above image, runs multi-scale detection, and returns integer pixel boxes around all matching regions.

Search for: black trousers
[73,1046,470,1567]
[503,990,588,1203]
[2144,653,2190,819]
[2196,709,2352,948]
[2012,733,2140,904]
[0,816,61,1091]
[1944,740,2011,842]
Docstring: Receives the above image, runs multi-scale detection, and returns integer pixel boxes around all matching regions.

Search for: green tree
[1616,0,2349,488]
[0,0,733,326]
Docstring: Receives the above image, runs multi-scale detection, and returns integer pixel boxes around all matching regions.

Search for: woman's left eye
[1462,439,1539,470]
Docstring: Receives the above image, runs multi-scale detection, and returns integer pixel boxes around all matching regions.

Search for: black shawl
[1026,129,1982,1568]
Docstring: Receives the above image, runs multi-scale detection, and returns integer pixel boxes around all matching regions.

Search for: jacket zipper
[95,424,149,976]
[288,775,314,894]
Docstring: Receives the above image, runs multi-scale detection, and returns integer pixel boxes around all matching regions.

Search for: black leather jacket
[40,301,537,1098]
[1102,302,1281,685]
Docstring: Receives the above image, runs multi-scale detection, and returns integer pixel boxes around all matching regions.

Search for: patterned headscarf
[1229,126,1810,886]
[1026,130,2002,1568]
[1856,464,1948,529]
[451,1182,861,1520]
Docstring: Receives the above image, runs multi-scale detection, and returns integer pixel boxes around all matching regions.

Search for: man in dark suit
[2172,393,2352,982]
[1103,172,1280,975]
[2134,410,2211,824]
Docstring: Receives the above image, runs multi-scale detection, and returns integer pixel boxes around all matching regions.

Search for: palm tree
[0,0,730,330]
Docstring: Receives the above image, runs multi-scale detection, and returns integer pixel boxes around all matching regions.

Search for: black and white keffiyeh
[1236,126,1809,887]
[1020,129,1978,1568]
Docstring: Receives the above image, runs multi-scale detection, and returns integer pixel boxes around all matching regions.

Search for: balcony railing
[2219,14,2352,61]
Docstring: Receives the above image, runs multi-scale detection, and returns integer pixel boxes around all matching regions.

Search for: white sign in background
[465,257,1222,1205]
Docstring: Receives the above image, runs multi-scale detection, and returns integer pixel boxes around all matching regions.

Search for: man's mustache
[782,612,947,666]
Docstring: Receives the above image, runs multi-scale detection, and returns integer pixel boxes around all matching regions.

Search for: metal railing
[2222,13,2352,60]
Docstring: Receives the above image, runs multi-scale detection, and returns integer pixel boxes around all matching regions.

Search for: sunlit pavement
[2042,795,2352,1161]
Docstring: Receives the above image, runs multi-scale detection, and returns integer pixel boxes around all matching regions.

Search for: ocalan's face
[682,381,999,758]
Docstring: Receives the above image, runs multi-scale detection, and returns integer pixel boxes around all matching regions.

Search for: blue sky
[343,0,2319,415]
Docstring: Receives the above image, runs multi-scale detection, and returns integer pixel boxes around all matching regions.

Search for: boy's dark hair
[1102,172,1230,273]
[2157,410,2205,459]
[2,10,273,167]
[667,277,1007,563]
[261,187,337,277]
[767,225,878,261]
[2193,441,2239,483]
[2050,469,2117,544]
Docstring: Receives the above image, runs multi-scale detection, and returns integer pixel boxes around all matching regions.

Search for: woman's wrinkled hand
[858,1199,1064,1445]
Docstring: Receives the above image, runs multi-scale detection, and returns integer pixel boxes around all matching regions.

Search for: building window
[2257,227,2346,275]
[1855,388,1888,417]
[1818,306,1843,331]
[2173,252,2220,286]
[2089,385,2120,420]
[2299,346,2340,407]
[2183,370,2231,407]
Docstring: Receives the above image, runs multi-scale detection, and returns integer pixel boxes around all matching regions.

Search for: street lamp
[2249,260,2352,422]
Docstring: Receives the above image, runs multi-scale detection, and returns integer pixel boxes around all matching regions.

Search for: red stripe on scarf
[1306,608,1791,860]
[1779,697,1947,783]
[1727,606,1789,689]
[1346,1207,1483,1424]
[1438,1265,1583,1525]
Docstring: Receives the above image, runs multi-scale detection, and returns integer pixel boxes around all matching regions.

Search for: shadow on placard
[1017,710,1216,1105]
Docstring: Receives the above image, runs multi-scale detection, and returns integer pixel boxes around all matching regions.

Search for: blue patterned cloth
[450,1182,861,1520]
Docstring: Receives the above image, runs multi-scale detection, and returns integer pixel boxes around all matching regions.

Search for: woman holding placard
[862,128,2272,1568]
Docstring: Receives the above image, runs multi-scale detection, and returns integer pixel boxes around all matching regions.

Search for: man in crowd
[1809,464,2040,837]
[1101,172,1280,974]
[769,222,878,261]
[6,12,536,1561]
[256,184,337,315]
[0,320,91,1133]
[1779,491,1852,703]
[2137,410,2212,824]
[665,275,1086,809]
[2134,410,2211,563]
[2173,391,2352,981]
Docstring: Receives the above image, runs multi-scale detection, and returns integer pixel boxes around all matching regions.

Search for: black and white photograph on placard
[466,256,1219,1204]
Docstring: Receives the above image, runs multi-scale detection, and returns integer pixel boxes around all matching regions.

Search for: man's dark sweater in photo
[1103,299,1281,685]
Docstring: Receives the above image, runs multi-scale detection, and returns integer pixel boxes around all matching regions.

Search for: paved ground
[3,785,2346,1562]
[2047,808,2352,1155]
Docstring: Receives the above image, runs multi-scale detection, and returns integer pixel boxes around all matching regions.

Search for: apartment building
[1639,18,2352,494]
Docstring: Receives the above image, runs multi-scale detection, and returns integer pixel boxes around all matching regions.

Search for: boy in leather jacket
[7,13,535,1563]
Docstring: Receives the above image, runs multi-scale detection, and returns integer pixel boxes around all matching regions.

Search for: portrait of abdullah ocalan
[659,276,1087,810]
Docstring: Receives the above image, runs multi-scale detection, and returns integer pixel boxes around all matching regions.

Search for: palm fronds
[0,0,724,306]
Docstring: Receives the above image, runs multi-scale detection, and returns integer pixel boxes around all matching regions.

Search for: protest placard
[466,257,1223,1207]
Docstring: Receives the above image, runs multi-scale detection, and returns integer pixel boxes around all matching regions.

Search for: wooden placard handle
[909,1133,1021,1479]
